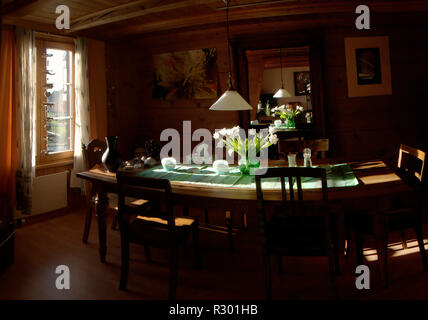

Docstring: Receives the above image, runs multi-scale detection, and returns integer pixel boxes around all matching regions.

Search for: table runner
[136,163,359,190]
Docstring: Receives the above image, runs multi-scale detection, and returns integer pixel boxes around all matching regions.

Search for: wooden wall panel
[323,24,428,161]
[104,13,428,162]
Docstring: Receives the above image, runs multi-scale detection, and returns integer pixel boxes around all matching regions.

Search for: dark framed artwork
[345,37,392,97]
[294,71,311,96]
[355,48,381,85]
[152,48,218,100]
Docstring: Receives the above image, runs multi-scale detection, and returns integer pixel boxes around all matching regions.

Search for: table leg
[374,199,390,288]
[96,190,109,263]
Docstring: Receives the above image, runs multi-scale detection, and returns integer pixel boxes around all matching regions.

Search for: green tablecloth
[136,163,359,190]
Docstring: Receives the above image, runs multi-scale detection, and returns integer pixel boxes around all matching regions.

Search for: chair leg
[168,245,179,300]
[415,222,428,271]
[225,211,234,252]
[192,221,202,269]
[204,209,209,227]
[82,204,92,243]
[344,214,351,258]
[374,218,389,289]
[111,213,118,230]
[241,211,247,229]
[400,228,407,249]
[356,230,364,266]
[264,254,272,300]
[119,235,130,290]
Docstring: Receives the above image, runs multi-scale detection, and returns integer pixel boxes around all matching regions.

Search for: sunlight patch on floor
[362,239,428,262]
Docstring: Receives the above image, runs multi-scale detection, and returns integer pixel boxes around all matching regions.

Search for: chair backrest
[301,139,329,159]
[255,167,332,257]
[82,139,107,170]
[278,138,329,160]
[397,144,426,185]
[116,173,175,230]
[255,167,328,210]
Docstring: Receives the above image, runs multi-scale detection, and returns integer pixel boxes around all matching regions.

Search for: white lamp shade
[273,88,292,98]
[209,89,253,111]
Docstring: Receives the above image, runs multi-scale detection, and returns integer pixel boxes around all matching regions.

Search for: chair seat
[128,215,197,247]
[350,207,417,235]
[91,193,149,210]
[136,215,196,227]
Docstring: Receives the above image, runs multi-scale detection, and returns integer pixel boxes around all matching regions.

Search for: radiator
[30,171,68,216]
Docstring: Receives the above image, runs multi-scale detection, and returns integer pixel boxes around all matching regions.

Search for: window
[36,36,75,166]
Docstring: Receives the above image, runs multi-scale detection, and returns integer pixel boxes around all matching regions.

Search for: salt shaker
[303,148,312,167]
[288,153,297,167]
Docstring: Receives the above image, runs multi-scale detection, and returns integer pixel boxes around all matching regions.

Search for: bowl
[161,157,177,171]
[213,160,229,175]
[274,120,282,127]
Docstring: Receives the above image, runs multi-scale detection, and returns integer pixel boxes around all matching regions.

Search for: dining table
[77,158,413,283]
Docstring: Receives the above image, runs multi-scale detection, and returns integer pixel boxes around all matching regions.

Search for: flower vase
[287,118,296,128]
[102,136,123,172]
[239,158,260,175]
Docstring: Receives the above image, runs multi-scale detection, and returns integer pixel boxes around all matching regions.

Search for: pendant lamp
[209,0,252,111]
[273,47,292,98]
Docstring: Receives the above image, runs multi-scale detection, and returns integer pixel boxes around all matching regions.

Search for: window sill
[36,159,74,170]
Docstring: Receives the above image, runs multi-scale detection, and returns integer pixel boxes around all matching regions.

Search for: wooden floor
[1,199,428,300]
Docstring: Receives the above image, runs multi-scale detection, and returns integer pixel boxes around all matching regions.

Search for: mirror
[246,46,312,125]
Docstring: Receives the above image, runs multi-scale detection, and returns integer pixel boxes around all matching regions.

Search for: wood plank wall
[104,13,428,162]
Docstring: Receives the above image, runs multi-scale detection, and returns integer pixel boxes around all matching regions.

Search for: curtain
[15,27,36,215]
[87,39,107,140]
[70,38,91,190]
[0,27,18,222]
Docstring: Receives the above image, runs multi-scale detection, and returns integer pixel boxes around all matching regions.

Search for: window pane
[44,48,73,154]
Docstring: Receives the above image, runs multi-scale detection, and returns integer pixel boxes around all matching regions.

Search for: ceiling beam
[2,0,56,17]
[2,15,61,34]
[99,0,428,38]
[68,0,219,33]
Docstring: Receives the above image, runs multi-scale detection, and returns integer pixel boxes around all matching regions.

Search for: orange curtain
[0,26,17,222]
[87,39,108,141]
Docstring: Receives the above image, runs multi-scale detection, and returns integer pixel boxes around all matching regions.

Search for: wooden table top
[77,159,411,202]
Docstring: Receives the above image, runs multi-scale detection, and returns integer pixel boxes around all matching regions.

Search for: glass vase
[239,157,260,175]
[287,118,296,128]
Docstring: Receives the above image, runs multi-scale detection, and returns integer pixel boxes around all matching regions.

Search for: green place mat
[300,164,359,189]
[137,163,359,190]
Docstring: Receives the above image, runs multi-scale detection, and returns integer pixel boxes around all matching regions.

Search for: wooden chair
[255,167,339,299]
[278,138,329,160]
[81,139,148,243]
[301,138,329,159]
[116,174,201,300]
[351,144,428,287]
[82,139,107,243]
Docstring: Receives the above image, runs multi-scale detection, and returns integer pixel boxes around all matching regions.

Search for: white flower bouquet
[271,104,304,128]
[213,126,278,174]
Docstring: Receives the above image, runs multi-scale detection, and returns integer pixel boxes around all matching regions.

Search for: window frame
[35,35,76,167]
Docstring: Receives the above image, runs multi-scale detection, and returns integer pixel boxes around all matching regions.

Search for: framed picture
[152,48,218,100]
[345,36,392,97]
[294,71,311,96]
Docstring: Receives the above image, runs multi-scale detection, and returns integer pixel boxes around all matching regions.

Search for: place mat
[137,163,359,190]
[300,164,359,189]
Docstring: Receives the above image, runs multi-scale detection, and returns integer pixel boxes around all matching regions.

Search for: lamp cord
[225,0,233,89]
[279,47,284,89]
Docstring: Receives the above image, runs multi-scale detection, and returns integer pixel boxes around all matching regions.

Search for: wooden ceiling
[2,0,428,40]
[246,46,310,69]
